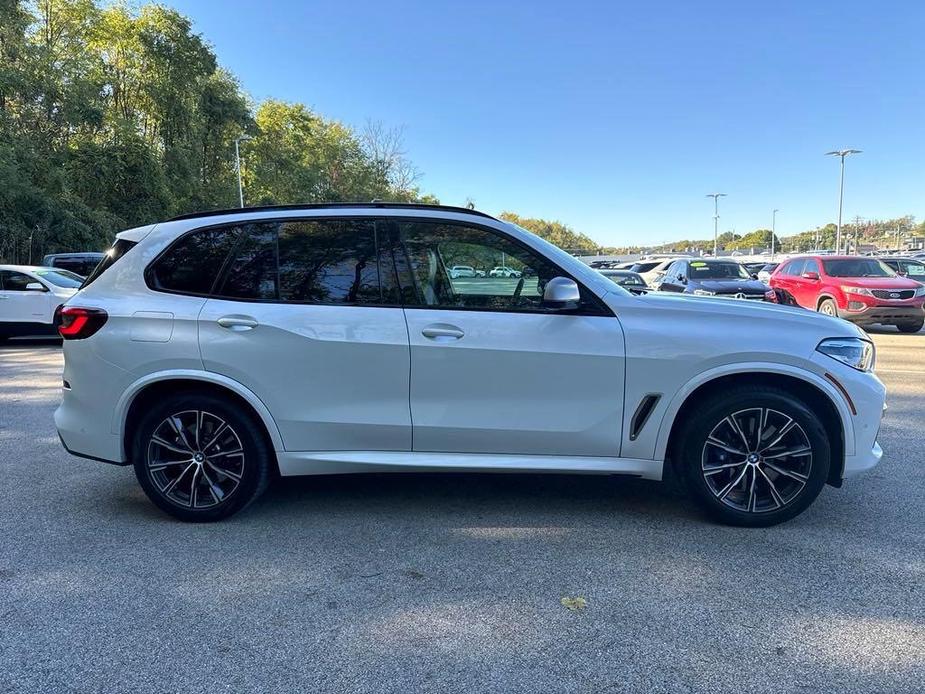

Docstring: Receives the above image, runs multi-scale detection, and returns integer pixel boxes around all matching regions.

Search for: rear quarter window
[147,227,240,295]
[82,240,138,287]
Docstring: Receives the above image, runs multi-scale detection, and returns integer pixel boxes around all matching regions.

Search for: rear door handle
[421,324,464,340]
[217,316,258,331]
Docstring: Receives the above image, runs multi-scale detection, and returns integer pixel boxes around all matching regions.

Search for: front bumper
[838,302,924,325]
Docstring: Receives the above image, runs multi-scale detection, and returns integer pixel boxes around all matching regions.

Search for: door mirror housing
[802,271,820,281]
[25,282,47,292]
[542,277,580,309]
[750,273,759,280]
[678,275,687,284]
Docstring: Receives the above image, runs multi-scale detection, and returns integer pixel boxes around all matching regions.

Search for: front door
[197,218,411,452]
[0,270,52,324]
[395,220,626,457]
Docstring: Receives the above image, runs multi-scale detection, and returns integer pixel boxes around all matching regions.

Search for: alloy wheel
[701,408,813,513]
[146,410,245,509]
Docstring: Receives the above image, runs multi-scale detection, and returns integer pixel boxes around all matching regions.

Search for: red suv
[770,255,925,333]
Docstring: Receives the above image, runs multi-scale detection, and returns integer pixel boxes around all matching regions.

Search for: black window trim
[144,214,614,317]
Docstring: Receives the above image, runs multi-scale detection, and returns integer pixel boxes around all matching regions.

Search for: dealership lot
[1,330,923,693]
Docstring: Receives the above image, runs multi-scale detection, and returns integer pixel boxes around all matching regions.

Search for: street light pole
[826,149,861,254]
[771,209,778,260]
[234,135,253,208]
[706,193,726,257]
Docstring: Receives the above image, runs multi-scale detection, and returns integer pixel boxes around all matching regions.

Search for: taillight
[57,307,108,340]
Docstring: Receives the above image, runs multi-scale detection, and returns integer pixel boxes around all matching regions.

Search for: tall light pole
[771,209,779,260]
[234,135,253,208]
[826,149,861,254]
[706,193,726,257]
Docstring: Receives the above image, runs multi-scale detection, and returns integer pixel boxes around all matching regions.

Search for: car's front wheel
[897,319,924,334]
[131,392,272,522]
[676,387,831,527]
[817,298,838,317]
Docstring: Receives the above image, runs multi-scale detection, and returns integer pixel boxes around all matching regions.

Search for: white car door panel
[199,301,411,452]
[405,308,626,457]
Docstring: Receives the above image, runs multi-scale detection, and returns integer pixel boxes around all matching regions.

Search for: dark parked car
[597,269,649,293]
[41,252,105,278]
[657,259,777,301]
[879,257,925,284]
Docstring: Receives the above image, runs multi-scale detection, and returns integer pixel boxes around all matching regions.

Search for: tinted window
[397,221,590,312]
[218,224,278,300]
[784,259,805,276]
[822,258,894,278]
[0,271,36,291]
[278,219,392,303]
[688,261,750,279]
[212,219,398,305]
[149,227,239,294]
[83,240,137,287]
[632,261,660,273]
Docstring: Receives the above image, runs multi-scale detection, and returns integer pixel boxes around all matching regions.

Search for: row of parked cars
[593,253,925,333]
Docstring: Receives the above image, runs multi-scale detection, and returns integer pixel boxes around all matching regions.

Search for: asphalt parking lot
[1,329,923,694]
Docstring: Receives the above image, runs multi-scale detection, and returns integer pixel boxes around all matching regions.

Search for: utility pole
[826,149,861,254]
[234,135,253,208]
[853,215,863,255]
[771,209,778,260]
[706,193,726,257]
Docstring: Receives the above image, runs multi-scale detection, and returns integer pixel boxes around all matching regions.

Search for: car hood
[635,290,864,338]
[690,279,768,293]
[832,276,922,289]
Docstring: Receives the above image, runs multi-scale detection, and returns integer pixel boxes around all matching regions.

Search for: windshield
[33,269,84,288]
[822,258,895,278]
[688,261,750,280]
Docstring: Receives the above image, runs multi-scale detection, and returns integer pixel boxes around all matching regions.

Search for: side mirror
[677,275,687,284]
[750,273,759,280]
[25,282,46,292]
[542,277,580,309]
[802,271,820,281]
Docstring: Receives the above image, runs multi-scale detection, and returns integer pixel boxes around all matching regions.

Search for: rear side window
[148,227,239,295]
[82,239,137,287]
[210,218,399,305]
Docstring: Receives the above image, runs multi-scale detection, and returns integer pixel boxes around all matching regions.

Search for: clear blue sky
[170,0,924,246]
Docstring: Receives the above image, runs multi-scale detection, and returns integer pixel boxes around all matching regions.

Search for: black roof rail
[169,202,497,222]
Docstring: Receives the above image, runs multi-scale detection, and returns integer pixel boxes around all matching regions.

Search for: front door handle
[217,316,258,331]
[421,324,464,340]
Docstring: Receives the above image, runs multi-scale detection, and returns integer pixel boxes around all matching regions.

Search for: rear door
[395,219,626,457]
[198,218,411,452]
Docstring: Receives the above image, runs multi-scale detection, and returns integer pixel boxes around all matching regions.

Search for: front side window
[396,221,595,313]
[803,259,820,275]
[784,259,806,276]
[0,271,38,291]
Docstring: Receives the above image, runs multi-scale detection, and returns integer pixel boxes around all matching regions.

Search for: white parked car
[631,258,676,288]
[0,265,83,341]
[489,266,521,278]
[55,204,885,526]
[449,265,477,279]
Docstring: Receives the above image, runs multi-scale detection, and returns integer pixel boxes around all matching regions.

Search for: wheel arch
[115,370,284,463]
[816,292,840,311]
[659,367,850,488]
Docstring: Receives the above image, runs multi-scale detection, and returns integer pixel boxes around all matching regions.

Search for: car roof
[44,252,105,258]
[169,202,497,223]
[0,265,44,272]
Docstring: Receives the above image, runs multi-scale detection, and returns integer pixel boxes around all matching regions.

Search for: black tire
[817,298,838,317]
[132,391,272,522]
[897,319,924,334]
[675,387,830,527]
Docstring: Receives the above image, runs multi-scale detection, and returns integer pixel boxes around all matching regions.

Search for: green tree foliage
[0,0,433,263]
[498,212,600,254]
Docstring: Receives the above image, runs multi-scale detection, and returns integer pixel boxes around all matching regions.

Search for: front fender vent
[629,394,661,441]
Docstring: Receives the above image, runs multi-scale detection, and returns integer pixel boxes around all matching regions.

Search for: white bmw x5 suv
[55,203,885,525]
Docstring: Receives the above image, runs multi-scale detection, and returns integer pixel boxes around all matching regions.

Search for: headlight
[816,337,875,371]
[841,285,873,296]
[915,286,925,298]
[693,289,715,296]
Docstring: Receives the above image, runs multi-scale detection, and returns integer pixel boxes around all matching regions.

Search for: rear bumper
[838,303,924,325]
[55,399,125,464]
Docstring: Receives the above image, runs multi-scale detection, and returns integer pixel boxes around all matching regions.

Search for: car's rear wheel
[676,387,830,527]
[817,298,838,317]
[132,392,272,522]
[897,319,924,334]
